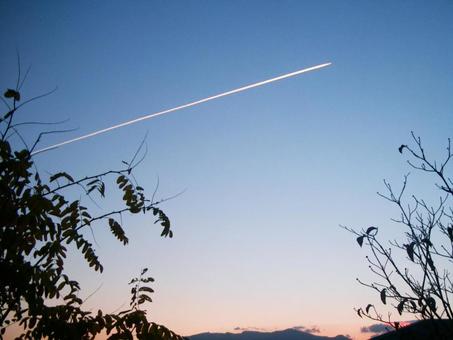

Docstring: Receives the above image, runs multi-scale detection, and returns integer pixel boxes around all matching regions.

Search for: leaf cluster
[0,85,183,340]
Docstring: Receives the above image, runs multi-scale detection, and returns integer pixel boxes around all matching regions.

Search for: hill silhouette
[189,328,350,340]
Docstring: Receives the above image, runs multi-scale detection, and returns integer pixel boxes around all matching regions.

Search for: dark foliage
[0,81,183,339]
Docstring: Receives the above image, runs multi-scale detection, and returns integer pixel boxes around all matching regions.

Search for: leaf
[1,110,14,121]
[87,186,97,195]
[426,297,436,311]
[380,288,386,305]
[365,304,373,314]
[137,294,152,304]
[98,181,105,197]
[108,218,129,245]
[86,179,99,186]
[421,238,433,247]
[398,144,407,154]
[4,88,20,101]
[57,281,66,291]
[366,226,377,235]
[138,286,154,293]
[357,308,362,318]
[406,242,415,262]
[397,300,405,315]
[50,172,74,183]
[356,235,365,247]
[28,317,36,329]
[447,227,453,242]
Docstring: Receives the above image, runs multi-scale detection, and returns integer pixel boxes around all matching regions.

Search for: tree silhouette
[0,74,183,339]
[343,133,453,337]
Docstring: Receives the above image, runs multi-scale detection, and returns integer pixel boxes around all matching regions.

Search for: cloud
[233,327,268,332]
[233,326,321,334]
[360,323,392,334]
[291,325,321,334]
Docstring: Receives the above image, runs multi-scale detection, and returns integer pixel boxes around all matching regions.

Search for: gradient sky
[1,1,453,339]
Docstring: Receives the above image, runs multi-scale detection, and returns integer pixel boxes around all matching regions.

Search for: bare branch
[344,133,453,326]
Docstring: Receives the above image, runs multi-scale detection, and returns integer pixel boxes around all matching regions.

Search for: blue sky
[1,1,453,339]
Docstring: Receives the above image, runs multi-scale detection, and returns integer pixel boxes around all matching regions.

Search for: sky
[1,1,453,339]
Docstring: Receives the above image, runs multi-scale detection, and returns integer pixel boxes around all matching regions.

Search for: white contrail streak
[32,62,331,155]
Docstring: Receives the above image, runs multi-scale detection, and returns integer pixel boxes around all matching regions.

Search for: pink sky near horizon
[3,322,377,340]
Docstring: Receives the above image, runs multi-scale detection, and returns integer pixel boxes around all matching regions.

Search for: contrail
[32,62,331,155]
